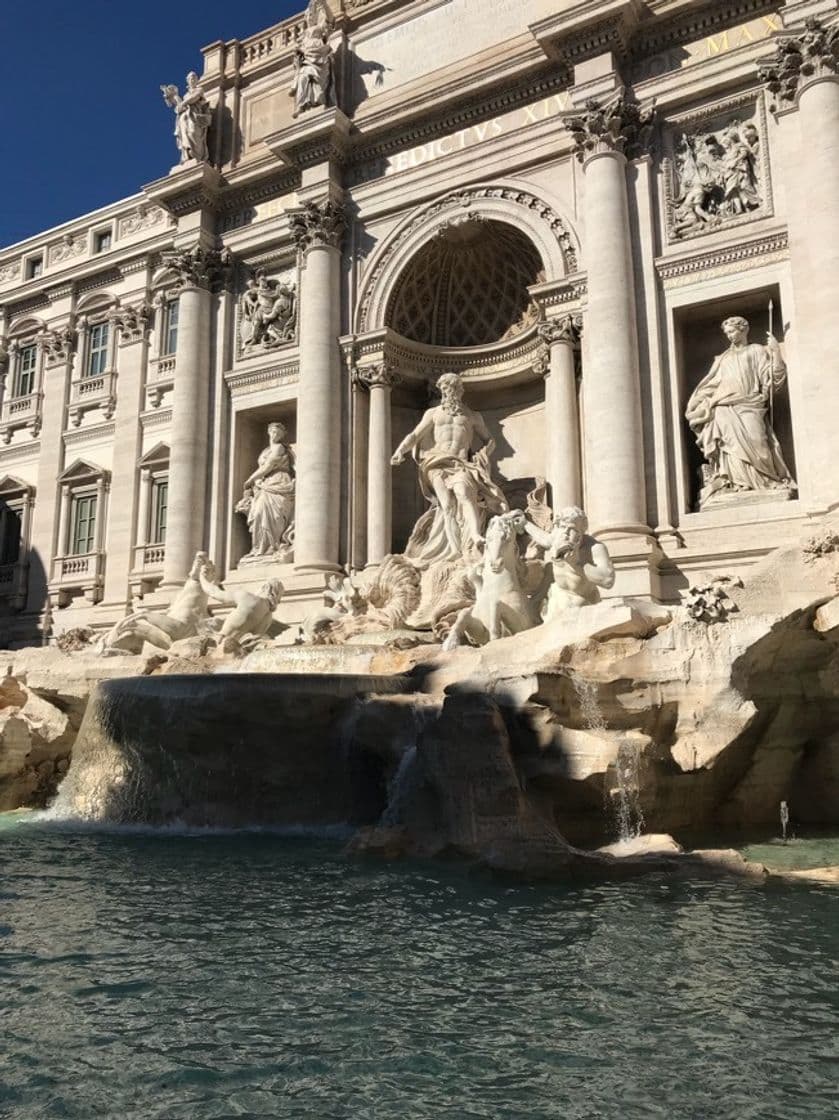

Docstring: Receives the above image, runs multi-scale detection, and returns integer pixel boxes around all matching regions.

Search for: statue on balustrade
[290,1,335,118]
[236,422,295,563]
[240,271,297,351]
[390,372,507,566]
[685,316,795,508]
[160,72,212,163]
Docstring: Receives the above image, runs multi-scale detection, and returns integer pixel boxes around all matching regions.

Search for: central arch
[355,183,580,336]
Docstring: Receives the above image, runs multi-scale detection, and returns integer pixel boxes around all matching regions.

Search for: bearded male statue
[391,372,507,566]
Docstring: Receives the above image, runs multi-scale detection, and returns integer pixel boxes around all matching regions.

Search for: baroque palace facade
[0,0,838,644]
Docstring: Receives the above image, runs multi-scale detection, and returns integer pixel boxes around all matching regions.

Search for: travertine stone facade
[1,0,838,644]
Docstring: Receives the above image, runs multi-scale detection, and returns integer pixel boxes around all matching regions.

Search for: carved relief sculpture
[391,372,507,566]
[290,1,335,118]
[685,315,795,508]
[672,117,762,237]
[236,422,295,563]
[240,270,297,351]
[160,72,212,163]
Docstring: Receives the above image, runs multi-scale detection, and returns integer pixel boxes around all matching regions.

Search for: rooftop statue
[236,422,295,563]
[685,315,795,507]
[160,72,212,164]
[391,372,507,566]
[291,1,335,119]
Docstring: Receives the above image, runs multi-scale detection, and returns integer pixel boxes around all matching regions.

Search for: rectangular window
[0,505,21,566]
[70,494,97,555]
[87,323,109,377]
[26,257,43,280]
[94,230,112,254]
[163,299,179,356]
[13,344,37,398]
[151,480,168,544]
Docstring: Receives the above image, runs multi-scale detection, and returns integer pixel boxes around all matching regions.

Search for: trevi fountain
[1,2,838,1118]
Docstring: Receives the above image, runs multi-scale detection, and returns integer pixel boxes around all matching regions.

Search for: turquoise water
[1,820,838,1120]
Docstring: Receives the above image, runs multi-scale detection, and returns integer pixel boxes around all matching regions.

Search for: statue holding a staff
[685,310,795,507]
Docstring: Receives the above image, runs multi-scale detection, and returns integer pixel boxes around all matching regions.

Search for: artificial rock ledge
[1,515,839,876]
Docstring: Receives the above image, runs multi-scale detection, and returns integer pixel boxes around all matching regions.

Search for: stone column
[161,245,228,588]
[350,370,370,570]
[55,485,71,558]
[358,363,397,565]
[759,18,839,508]
[25,325,74,617]
[291,200,345,572]
[102,300,150,605]
[566,93,654,535]
[538,317,582,510]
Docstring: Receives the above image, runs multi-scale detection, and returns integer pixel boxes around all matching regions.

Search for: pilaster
[538,317,582,512]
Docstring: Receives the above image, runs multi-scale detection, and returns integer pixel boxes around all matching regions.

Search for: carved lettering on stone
[239,269,297,352]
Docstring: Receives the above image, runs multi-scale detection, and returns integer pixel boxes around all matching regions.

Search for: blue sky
[1,0,304,249]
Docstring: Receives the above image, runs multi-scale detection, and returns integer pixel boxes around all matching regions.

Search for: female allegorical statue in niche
[160,72,212,163]
[236,422,295,562]
[685,315,795,507]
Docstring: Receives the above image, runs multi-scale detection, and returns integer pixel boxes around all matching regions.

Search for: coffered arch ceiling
[386,219,544,348]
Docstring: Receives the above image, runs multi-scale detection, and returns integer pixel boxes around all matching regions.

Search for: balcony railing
[68,371,117,426]
[146,356,175,410]
[129,541,166,599]
[49,550,106,606]
[0,392,42,442]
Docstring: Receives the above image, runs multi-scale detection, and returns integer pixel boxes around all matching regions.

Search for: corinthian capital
[290,199,346,254]
[758,17,839,110]
[355,362,399,389]
[566,91,656,163]
[163,244,232,290]
[538,315,582,347]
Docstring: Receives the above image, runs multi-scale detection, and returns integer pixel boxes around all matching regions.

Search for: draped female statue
[236,423,295,562]
[160,72,212,163]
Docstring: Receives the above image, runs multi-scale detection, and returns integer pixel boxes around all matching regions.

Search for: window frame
[93,228,113,255]
[86,321,110,378]
[163,298,179,357]
[68,488,98,556]
[150,477,168,544]
[12,342,38,398]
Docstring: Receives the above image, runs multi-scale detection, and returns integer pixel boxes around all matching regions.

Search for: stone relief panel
[238,268,298,355]
[664,98,771,242]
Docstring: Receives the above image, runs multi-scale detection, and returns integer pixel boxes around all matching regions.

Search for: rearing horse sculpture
[442,510,543,650]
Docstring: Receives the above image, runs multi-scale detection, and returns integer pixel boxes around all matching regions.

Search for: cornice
[656,230,788,284]
[224,360,299,394]
[63,421,116,448]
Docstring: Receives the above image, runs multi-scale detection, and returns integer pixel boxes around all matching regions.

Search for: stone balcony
[129,542,166,598]
[145,356,175,410]
[49,551,106,607]
[0,392,42,443]
[68,371,117,427]
[0,559,29,609]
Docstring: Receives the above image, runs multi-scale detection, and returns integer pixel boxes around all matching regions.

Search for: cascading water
[567,670,645,842]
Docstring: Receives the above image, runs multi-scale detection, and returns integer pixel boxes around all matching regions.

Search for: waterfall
[567,670,645,842]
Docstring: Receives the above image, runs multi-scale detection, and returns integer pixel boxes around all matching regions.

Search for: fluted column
[161,245,228,588]
[567,93,654,535]
[358,363,397,565]
[291,200,345,572]
[539,317,582,511]
[759,18,839,507]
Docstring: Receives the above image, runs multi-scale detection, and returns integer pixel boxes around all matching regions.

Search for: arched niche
[356,182,580,337]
